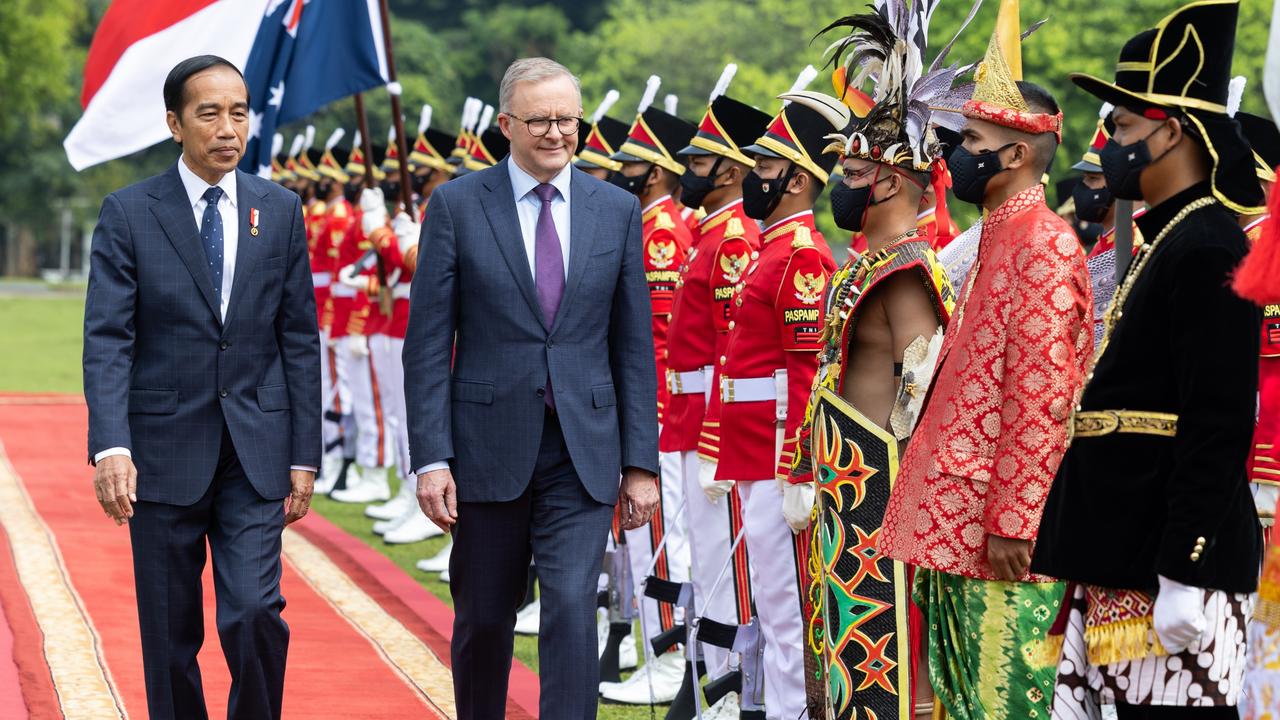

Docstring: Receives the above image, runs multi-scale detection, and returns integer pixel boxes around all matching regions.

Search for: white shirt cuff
[95,447,131,463]
[290,465,318,473]
[415,461,450,476]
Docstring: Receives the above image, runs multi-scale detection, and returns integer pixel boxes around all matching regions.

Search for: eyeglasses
[507,114,582,137]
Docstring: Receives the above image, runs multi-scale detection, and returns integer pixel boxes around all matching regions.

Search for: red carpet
[0,397,539,719]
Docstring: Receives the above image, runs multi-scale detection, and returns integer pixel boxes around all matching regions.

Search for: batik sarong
[915,568,1064,720]
[807,387,913,719]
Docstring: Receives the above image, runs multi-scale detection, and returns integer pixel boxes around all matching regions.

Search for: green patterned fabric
[915,569,1065,720]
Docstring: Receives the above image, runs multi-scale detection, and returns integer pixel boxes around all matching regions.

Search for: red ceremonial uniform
[1248,216,1280,488]
[660,200,758,454]
[643,195,694,422]
[714,212,835,482]
[698,210,761,464]
[306,199,332,330]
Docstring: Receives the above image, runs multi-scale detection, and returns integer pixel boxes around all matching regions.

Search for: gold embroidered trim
[1072,410,1178,439]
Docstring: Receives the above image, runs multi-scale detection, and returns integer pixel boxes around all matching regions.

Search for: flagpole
[354,93,377,190]
[376,0,413,213]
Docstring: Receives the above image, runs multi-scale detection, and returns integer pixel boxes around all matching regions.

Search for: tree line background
[1,0,1274,276]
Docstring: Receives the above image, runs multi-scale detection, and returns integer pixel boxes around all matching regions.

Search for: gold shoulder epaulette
[312,201,328,216]
[725,217,745,239]
[654,209,676,232]
[331,203,347,218]
[791,225,814,249]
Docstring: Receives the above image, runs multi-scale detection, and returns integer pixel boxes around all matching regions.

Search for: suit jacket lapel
[481,159,546,331]
[222,170,268,332]
[554,169,597,330]
[150,164,221,324]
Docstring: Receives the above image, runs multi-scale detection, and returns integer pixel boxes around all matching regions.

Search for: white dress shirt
[96,157,314,474]
[415,158,574,477]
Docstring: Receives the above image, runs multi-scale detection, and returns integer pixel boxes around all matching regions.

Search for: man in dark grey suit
[404,57,660,719]
[82,56,320,720]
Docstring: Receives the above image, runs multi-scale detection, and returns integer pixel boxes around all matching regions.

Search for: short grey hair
[498,57,581,113]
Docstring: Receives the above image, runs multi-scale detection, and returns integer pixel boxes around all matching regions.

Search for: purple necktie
[533,183,564,408]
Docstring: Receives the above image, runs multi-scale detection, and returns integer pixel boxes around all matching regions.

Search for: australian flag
[240,0,388,176]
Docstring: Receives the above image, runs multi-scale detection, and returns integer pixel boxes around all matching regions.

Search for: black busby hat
[1238,112,1280,184]
[679,64,771,167]
[741,67,840,185]
[610,76,698,175]
[1070,0,1264,213]
[576,90,629,172]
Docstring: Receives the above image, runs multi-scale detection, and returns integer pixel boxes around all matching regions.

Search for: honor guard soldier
[663,63,769,714]
[1033,2,1268,715]
[407,103,458,222]
[713,65,840,720]
[574,89,628,181]
[600,74,698,704]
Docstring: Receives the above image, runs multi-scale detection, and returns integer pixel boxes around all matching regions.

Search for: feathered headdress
[814,0,985,170]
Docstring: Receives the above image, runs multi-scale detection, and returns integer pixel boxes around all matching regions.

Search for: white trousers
[339,334,394,469]
[672,451,741,680]
[370,334,409,480]
[738,479,808,720]
[625,447,691,645]
[326,331,356,458]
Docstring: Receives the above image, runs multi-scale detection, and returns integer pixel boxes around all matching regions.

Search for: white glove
[360,187,388,235]
[781,480,815,533]
[1254,483,1279,527]
[699,460,734,504]
[348,334,370,358]
[1153,575,1207,654]
[392,211,421,255]
[337,263,365,290]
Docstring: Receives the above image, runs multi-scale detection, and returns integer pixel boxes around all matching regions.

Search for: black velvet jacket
[1031,182,1263,594]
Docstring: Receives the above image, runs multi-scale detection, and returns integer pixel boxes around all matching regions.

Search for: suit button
[220,341,230,351]
[547,339,554,348]
[536,388,546,398]
[219,389,229,398]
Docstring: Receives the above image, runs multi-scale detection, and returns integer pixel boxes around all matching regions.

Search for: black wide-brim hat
[610,108,697,175]
[575,116,630,171]
[742,101,840,185]
[1238,111,1280,182]
[679,95,771,167]
[1070,0,1263,213]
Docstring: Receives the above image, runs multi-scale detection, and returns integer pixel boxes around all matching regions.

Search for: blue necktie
[533,183,564,409]
[200,186,225,307]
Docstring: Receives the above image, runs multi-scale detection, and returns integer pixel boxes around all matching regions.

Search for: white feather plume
[477,104,495,134]
[350,129,362,151]
[1099,102,1114,120]
[304,125,316,150]
[710,63,737,103]
[289,134,305,158]
[418,105,433,135]
[1227,75,1246,117]
[462,97,480,131]
[590,89,621,124]
[388,124,396,143]
[664,94,678,115]
[324,128,345,152]
[637,75,662,114]
[782,65,819,105]
[271,133,284,157]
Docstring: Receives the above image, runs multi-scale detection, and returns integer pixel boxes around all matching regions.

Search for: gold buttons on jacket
[751,251,760,260]
[1190,536,1206,561]
[1190,552,1201,561]
[719,355,726,365]
[729,321,735,330]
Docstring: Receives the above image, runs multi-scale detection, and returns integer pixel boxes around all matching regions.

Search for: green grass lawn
[0,295,85,393]
[0,292,666,718]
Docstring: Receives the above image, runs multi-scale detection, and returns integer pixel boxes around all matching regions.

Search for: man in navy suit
[404,57,660,719]
[82,55,320,720]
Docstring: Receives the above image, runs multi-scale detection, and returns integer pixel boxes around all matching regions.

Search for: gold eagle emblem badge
[793,271,826,305]
[648,239,677,269]
[719,252,747,283]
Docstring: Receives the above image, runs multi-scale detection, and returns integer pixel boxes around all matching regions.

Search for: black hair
[163,55,249,117]
[1014,80,1059,173]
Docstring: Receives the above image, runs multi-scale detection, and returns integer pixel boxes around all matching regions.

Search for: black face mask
[1099,126,1171,201]
[1072,180,1113,223]
[317,178,335,199]
[742,163,797,220]
[411,170,432,196]
[830,175,893,232]
[678,158,724,210]
[381,179,400,200]
[949,143,1014,206]
[610,165,653,195]
[343,180,363,204]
